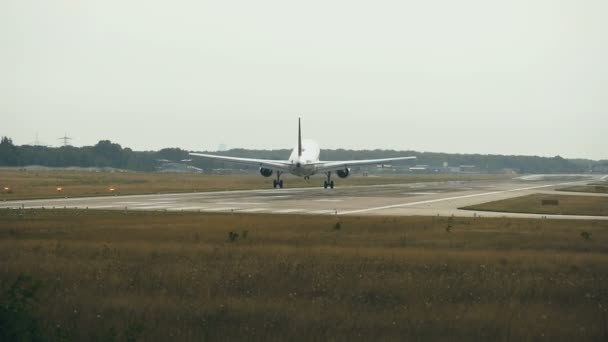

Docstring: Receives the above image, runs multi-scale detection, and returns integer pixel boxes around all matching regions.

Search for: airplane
[189,118,416,189]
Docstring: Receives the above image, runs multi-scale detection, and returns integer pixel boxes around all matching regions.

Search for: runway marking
[216,202,267,205]
[131,205,176,210]
[403,192,439,195]
[88,205,121,209]
[314,199,343,202]
[307,210,336,215]
[246,195,292,199]
[238,208,270,213]
[167,206,207,211]
[272,209,304,214]
[339,180,587,215]
[202,207,233,212]
[120,202,177,207]
[146,200,178,203]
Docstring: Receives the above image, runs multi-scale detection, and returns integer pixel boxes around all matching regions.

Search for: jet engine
[259,168,273,177]
[336,168,350,178]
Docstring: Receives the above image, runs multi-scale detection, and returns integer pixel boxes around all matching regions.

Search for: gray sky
[1,1,606,159]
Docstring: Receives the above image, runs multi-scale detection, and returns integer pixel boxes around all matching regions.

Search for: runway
[2,177,607,220]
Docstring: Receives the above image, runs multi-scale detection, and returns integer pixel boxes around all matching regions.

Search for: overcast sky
[1,1,606,159]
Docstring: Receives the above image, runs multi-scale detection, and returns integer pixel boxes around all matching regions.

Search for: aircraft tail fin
[298,117,302,157]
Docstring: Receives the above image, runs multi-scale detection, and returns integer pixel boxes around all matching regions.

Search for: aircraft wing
[189,152,292,171]
[316,156,417,172]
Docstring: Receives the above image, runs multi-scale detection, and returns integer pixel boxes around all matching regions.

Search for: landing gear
[273,172,284,189]
[323,172,334,189]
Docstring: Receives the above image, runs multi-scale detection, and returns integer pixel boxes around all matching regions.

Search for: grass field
[0,170,511,200]
[1,210,608,341]
[558,184,608,194]
[462,193,608,217]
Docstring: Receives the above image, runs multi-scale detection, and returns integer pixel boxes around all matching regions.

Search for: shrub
[0,274,43,342]
[580,231,591,241]
[228,231,239,242]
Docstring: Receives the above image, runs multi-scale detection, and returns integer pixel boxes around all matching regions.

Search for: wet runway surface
[2,179,607,220]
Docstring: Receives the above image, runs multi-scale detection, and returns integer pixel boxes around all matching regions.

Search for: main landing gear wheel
[273,172,284,188]
[323,172,334,189]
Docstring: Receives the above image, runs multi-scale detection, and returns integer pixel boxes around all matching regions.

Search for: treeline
[0,137,601,173]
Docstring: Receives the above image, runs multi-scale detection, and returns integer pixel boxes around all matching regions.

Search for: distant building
[458,165,479,173]
[409,165,430,173]
[499,168,518,175]
[157,163,203,173]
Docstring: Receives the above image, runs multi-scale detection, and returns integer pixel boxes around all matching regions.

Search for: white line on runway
[130,205,176,210]
[272,209,304,214]
[88,205,121,209]
[307,210,336,214]
[314,199,343,202]
[238,208,269,213]
[166,206,207,211]
[339,180,588,215]
[246,195,292,199]
[216,202,267,205]
[201,207,233,212]
[404,192,439,195]
[138,201,177,204]
[123,202,177,207]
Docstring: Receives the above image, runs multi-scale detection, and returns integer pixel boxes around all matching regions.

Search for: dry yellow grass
[0,170,510,200]
[462,193,608,216]
[1,210,608,341]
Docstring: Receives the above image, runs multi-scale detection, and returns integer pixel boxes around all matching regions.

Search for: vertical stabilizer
[298,118,302,157]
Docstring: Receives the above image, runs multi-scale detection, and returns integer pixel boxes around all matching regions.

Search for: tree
[93,140,125,167]
[0,136,19,165]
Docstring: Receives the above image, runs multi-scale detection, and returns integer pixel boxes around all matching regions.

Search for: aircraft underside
[272,168,335,189]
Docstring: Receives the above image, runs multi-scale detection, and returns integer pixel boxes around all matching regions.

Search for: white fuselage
[287,139,320,177]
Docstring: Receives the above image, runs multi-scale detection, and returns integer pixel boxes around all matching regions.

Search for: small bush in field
[241,230,249,239]
[446,216,454,232]
[0,274,43,342]
[334,222,342,230]
[228,231,239,242]
[580,231,591,240]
